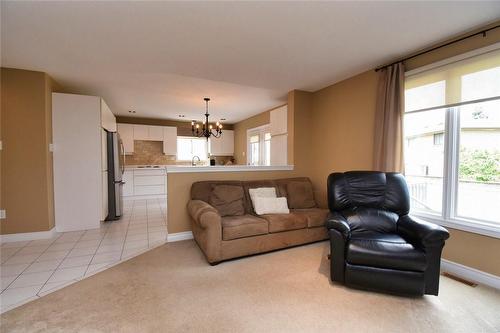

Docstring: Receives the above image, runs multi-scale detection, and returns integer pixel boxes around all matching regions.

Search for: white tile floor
[0,198,168,314]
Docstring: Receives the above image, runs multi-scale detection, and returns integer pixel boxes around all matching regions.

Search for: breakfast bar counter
[165,165,294,173]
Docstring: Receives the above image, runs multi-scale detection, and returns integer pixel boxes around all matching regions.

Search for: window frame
[404,43,500,239]
[246,125,271,166]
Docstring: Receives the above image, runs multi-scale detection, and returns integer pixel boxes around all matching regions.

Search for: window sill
[412,212,500,239]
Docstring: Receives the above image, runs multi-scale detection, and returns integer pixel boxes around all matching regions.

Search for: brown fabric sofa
[187,177,328,264]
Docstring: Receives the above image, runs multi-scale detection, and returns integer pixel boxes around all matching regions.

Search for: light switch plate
[0,210,6,219]
[49,143,54,152]
[0,140,2,150]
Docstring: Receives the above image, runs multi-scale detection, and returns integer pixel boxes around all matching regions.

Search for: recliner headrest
[327,171,410,216]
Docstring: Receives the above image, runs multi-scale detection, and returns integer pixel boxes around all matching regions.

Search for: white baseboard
[0,227,58,243]
[167,231,193,242]
[441,259,500,290]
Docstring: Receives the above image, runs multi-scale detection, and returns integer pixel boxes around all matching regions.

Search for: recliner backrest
[327,171,410,216]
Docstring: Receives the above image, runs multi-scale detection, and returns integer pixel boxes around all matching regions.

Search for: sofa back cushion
[191,177,317,215]
[209,184,245,217]
[286,180,316,209]
[191,180,242,202]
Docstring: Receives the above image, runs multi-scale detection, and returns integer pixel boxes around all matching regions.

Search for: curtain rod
[374,24,500,72]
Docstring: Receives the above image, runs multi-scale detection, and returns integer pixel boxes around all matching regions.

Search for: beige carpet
[1,240,499,332]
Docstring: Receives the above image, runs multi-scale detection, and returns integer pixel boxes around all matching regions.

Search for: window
[404,47,500,234]
[433,133,444,146]
[247,126,271,166]
[177,137,208,161]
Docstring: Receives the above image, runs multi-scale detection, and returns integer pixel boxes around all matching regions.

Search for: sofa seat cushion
[221,215,268,241]
[291,208,329,228]
[261,213,307,233]
[347,232,427,272]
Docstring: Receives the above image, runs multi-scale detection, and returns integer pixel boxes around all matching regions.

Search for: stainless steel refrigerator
[106,131,125,220]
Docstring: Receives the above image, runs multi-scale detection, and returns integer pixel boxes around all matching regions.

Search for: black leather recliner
[326,171,450,296]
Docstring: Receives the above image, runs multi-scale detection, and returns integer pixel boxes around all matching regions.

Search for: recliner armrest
[397,215,449,248]
[326,212,351,239]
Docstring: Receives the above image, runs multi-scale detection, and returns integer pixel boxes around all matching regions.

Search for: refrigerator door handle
[120,140,125,175]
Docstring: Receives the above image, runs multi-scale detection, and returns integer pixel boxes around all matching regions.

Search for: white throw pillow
[253,197,290,215]
[248,187,277,204]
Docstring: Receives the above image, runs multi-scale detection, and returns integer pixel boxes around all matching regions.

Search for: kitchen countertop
[165,165,294,173]
[125,165,294,173]
[124,165,167,170]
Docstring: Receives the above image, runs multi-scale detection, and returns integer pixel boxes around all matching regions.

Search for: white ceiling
[2,2,500,123]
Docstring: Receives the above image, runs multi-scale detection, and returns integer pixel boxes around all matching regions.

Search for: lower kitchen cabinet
[123,170,134,196]
[123,168,167,198]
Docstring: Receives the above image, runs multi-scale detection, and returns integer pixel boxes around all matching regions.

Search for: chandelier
[191,98,223,140]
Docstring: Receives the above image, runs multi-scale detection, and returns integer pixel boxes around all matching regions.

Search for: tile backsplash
[124,140,234,166]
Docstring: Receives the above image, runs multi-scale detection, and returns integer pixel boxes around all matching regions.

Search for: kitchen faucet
[191,155,201,166]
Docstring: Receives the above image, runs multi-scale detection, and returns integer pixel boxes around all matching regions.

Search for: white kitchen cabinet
[134,185,165,196]
[134,175,165,186]
[222,130,234,156]
[132,124,167,142]
[101,99,117,132]
[270,106,287,136]
[163,126,177,155]
[149,125,164,141]
[270,134,288,166]
[117,123,134,154]
[133,124,149,141]
[209,137,221,155]
[122,170,134,196]
[210,130,234,156]
[123,168,167,198]
[52,93,102,232]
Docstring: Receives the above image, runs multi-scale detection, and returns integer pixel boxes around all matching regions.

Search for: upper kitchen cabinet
[210,129,234,156]
[117,123,134,154]
[163,126,177,155]
[133,124,149,141]
[100,99,117,132]
[133,124,165,141]
[148,125,164,141]
[270,105,287,136]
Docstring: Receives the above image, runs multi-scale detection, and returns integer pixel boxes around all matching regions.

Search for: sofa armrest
[397,215,449,248]
[187,200,221,229]
[326,212,351,239]
[187,200,222,264]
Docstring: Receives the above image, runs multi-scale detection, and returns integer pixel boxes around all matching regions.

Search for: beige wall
[310,71,378,207]
[233,110,270,165]
[0,68,56,234]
